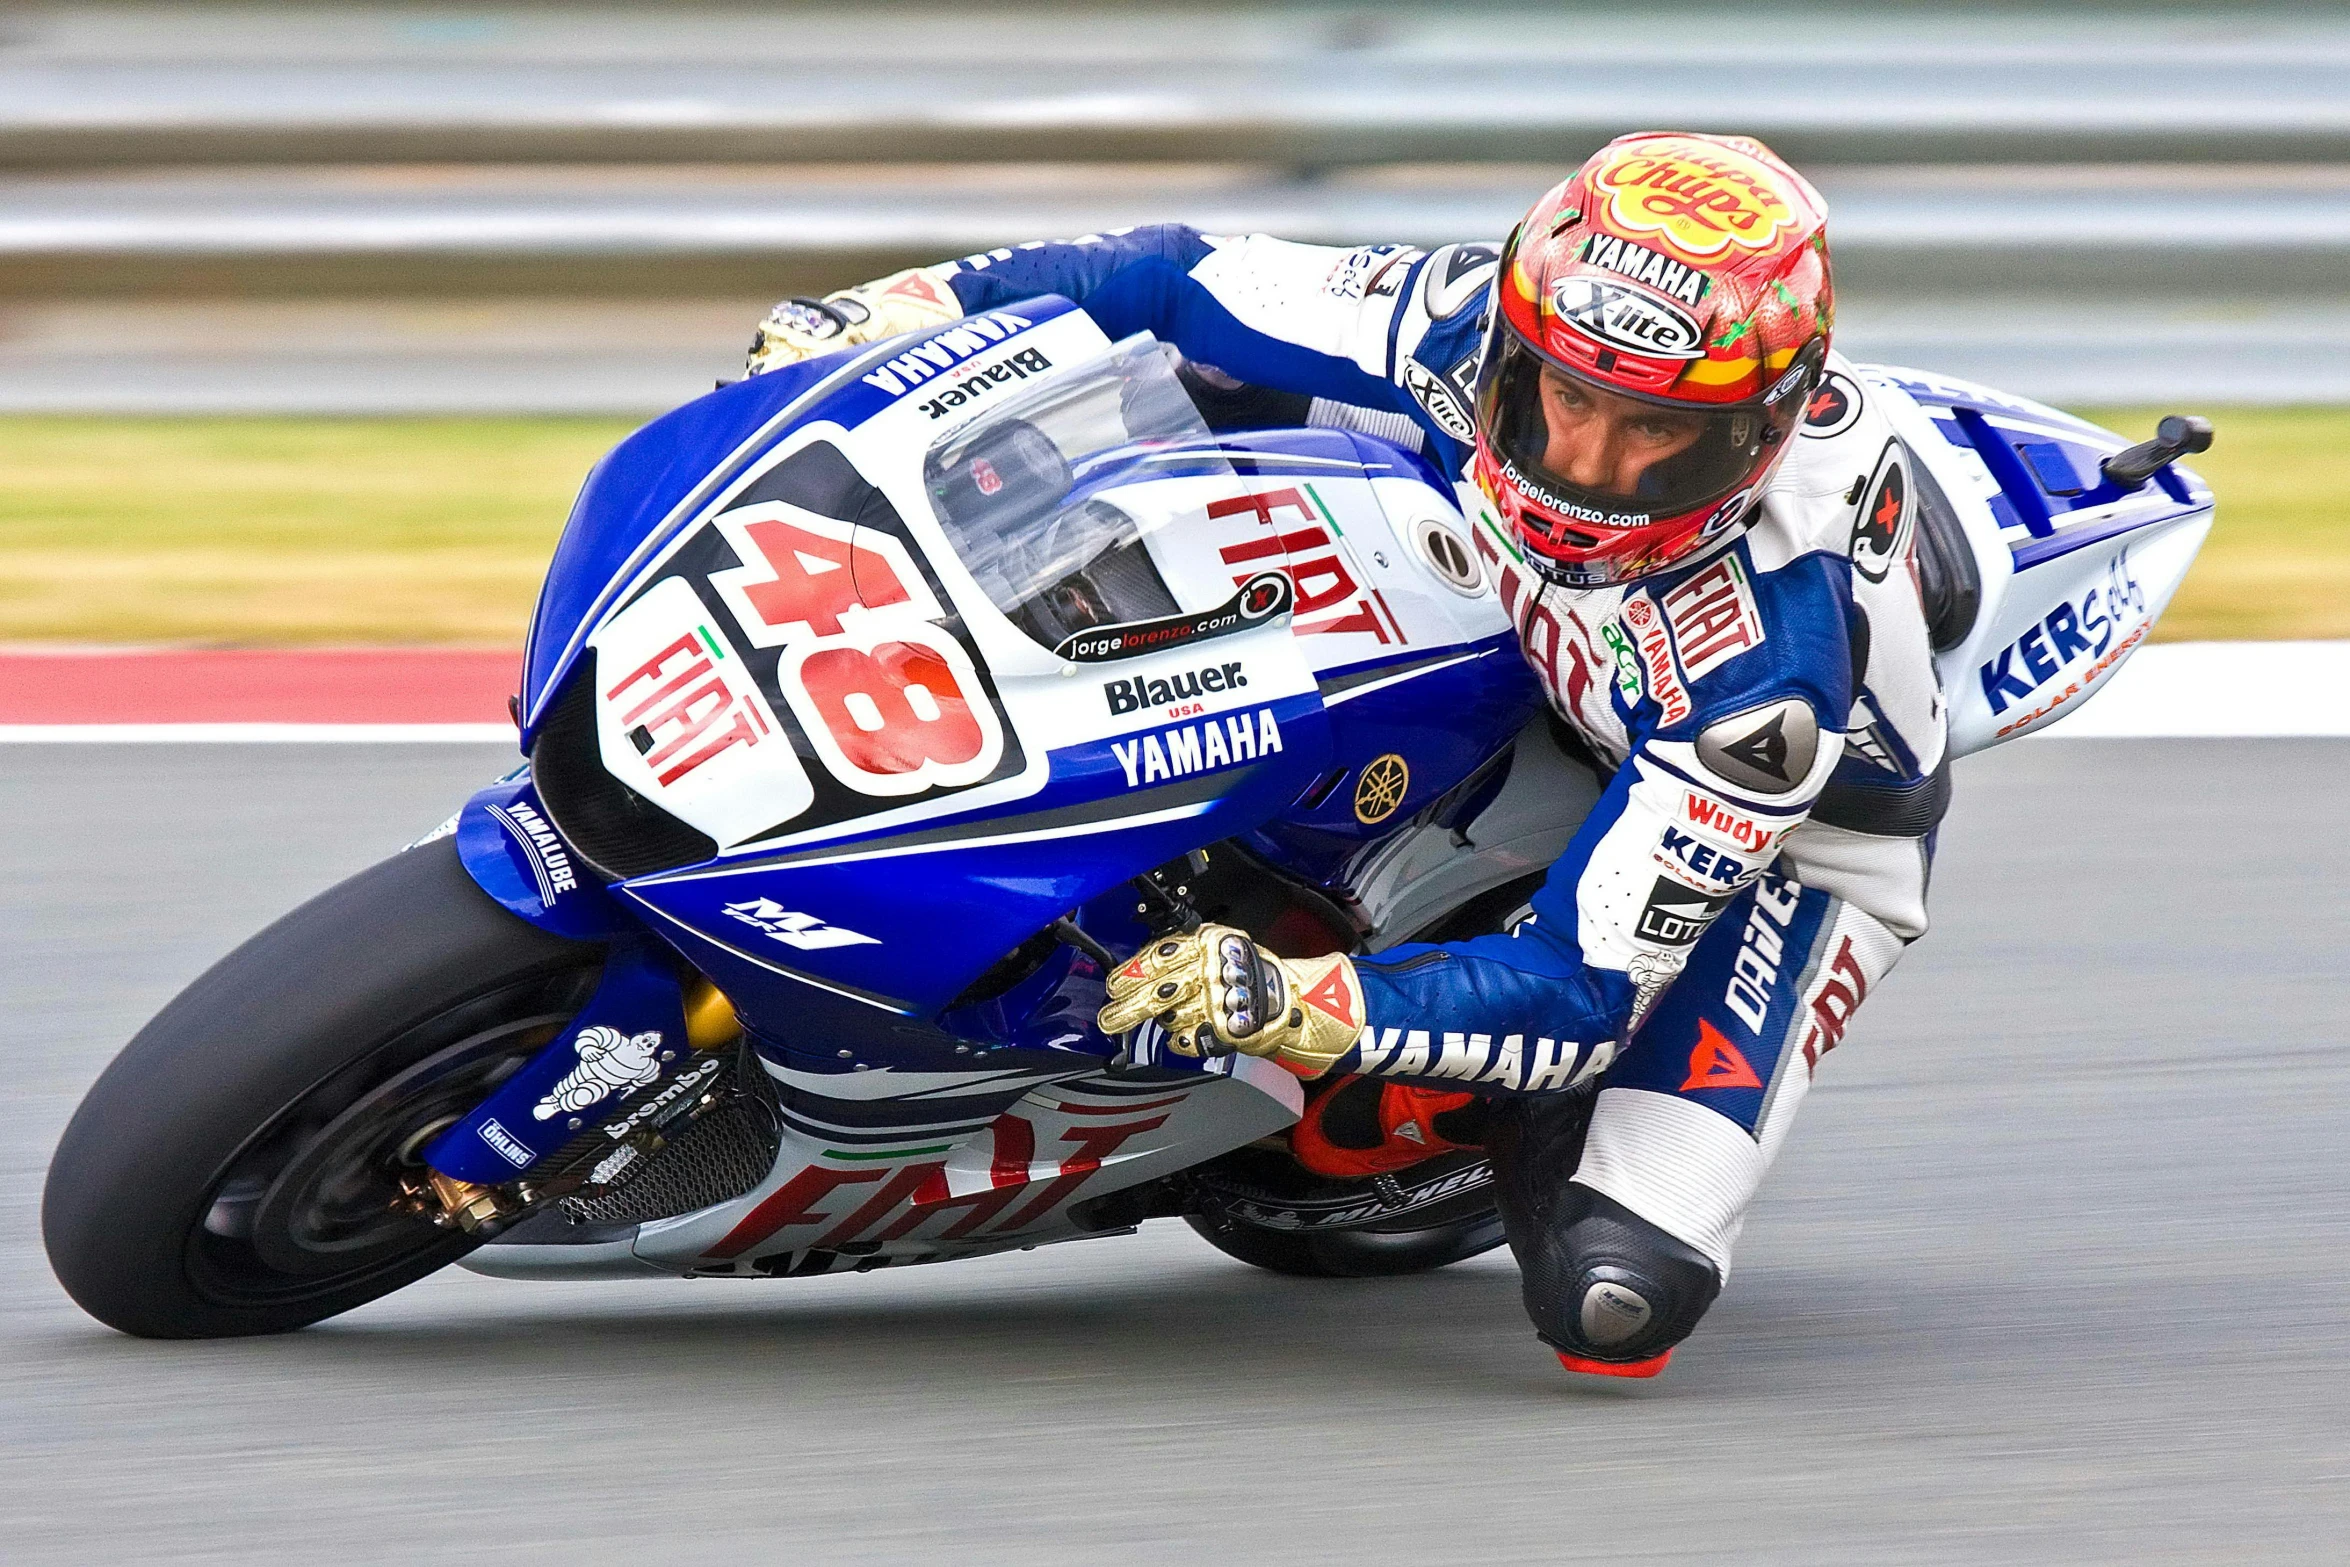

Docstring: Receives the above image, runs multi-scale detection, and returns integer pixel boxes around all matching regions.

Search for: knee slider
[1521,1186,1721,1363]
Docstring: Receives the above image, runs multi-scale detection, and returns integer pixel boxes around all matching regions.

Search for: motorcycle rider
[744,132,1946,1377]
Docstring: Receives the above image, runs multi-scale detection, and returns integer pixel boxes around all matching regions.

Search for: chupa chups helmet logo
[1549,275,1706,361]
[1588,137,1802,263]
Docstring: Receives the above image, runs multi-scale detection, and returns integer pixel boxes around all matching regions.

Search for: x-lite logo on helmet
[1472,131,1833,589]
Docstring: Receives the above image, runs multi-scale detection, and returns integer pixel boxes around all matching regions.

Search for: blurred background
[5,12,2346,1562]
[1,0,2344,648]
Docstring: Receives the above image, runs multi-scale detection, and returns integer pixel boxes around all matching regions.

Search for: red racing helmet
[1472,132,1833,587]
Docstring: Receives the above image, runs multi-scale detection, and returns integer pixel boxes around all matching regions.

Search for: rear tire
[1186,1209,1505,1278]
[42,836,601,1338]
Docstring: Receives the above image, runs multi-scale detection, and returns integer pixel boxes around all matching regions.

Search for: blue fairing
[463,299,1528,1142]
[519,362,834,735]
[519,299,1089,738]
[617,692,1334,1026]
[453,771,631,941]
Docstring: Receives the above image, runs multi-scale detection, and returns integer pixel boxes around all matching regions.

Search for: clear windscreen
[921,337,1273,658]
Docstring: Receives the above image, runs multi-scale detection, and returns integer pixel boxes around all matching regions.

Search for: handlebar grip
[2102,414,2214,490]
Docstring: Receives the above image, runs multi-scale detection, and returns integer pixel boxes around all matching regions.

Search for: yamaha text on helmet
[1473,131,1832,587]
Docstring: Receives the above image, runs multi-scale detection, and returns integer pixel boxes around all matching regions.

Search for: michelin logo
[533,1025,665,1122]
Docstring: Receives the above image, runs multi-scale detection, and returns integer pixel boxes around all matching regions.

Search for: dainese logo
[1588,139,1802,263]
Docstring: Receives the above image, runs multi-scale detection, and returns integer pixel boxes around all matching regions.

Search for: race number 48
[787,635,998,794]
[712,499,1005,797]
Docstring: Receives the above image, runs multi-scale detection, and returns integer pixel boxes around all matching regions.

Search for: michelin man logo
[532,1025,665,1121]
[1626,949,1685,1033]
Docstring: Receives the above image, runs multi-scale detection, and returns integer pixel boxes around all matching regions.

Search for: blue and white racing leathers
[916,225,1949,1283]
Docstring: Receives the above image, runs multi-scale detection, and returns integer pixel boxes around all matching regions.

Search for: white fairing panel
[1864,367,2215,757]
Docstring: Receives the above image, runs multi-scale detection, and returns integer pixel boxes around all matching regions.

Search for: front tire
[42,836,600,1338]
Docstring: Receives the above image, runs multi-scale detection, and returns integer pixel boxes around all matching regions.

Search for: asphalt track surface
[4,739,2346,1563]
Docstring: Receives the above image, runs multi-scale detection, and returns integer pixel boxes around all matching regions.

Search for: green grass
[0,408,2340,645]
[2084,407,2350,642]
[0,416,631,646]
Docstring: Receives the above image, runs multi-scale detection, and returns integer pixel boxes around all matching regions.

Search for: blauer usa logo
[913,345,1053,422]
[1102,659,1249,717]
[1550,276,1706,361]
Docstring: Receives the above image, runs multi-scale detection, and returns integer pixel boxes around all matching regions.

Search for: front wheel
[42,835,601,1338]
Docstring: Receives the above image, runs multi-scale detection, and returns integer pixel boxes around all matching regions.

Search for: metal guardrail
[5,5,2349,170]
[3,164,2343,297]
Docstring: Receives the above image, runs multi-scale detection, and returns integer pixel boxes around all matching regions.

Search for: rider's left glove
[1096,924,1365,1079]
[744,266,963,376]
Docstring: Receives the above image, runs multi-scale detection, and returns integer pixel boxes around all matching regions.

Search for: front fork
[409,941,741,1233]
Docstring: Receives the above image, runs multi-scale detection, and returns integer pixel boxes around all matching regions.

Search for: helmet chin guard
[1473,132,1834,587]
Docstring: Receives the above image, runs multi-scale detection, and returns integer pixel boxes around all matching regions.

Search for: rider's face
[1536,367,1707,497]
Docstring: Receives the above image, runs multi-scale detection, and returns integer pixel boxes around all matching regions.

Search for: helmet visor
[1476,321,1814,551]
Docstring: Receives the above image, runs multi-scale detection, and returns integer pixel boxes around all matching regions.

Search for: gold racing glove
[1097,924,1365,1079]
[744,265,963,375]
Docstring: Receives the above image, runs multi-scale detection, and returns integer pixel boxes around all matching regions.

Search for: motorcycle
[42,297,2216,1337]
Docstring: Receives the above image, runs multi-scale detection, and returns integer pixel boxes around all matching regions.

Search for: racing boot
[1290,1076,1489,1180]
[1487,1092,1719,1379]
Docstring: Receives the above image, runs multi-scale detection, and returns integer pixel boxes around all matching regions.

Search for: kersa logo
[1978,548,2146,724]
[1653,825,1757,895]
